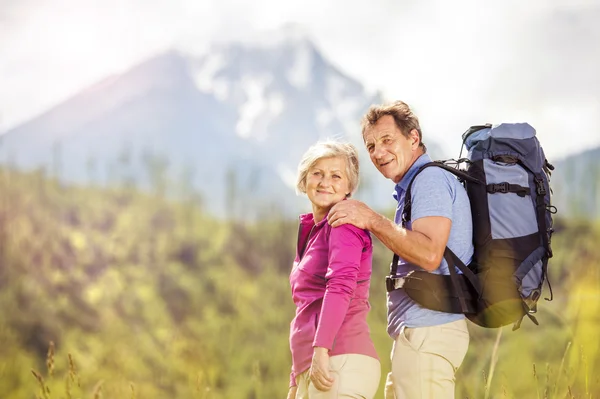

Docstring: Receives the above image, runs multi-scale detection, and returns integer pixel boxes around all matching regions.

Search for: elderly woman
[288,140,381,399]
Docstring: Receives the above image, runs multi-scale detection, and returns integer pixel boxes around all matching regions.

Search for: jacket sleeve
[312,224,368,349]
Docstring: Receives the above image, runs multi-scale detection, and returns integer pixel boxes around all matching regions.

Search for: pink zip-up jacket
[288,212,379,387]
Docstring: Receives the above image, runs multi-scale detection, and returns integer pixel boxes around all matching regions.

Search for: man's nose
[372,145,385,160]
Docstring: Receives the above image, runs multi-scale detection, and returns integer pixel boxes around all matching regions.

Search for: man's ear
[410,129,420,149]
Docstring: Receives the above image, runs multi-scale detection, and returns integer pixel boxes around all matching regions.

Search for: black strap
[389,247,481,314]
[486,182,529,197]
[513,307,540,331]
[392,160,482,278]
[391,253,401,278]
[445,247,481,295]
[516,162,552,259]
[444,249,469,313]
[389,160,483,305]
[543,258,554,301]
[533,174,551,258]
[401,161,482,229]
[530,170,554,302]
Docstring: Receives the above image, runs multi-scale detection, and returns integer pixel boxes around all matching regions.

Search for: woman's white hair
[296,139,360,196]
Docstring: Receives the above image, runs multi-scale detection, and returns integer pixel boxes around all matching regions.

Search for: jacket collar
[299,211,330,227]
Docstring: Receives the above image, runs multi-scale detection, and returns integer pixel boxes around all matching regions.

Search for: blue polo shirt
[387,154,474,338]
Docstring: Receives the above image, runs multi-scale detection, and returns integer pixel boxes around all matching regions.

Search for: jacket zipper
[298,223,317,261]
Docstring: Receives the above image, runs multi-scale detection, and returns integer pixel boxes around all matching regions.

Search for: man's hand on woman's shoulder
[327,199,378,230]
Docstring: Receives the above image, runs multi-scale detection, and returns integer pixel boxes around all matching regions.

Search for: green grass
[0,167,598,398]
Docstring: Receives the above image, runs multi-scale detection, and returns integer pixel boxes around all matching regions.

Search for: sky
[1,0,599,160]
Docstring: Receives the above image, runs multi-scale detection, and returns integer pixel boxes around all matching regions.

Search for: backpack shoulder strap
[390,160,481,281]
[401,161,480,227]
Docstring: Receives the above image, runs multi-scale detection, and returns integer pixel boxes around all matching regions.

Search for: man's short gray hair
[296,140,360,196]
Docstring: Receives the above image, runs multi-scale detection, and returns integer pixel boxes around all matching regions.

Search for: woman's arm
[310,224,368,390]
[313,224,367,349]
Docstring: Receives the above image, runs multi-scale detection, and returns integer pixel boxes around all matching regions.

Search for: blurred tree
[225,166,237,222]
[142,149,169,198]
[0,167,597,398]
[52,141,62,183]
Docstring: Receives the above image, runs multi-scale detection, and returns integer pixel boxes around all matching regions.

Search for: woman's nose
[318,176,331,187]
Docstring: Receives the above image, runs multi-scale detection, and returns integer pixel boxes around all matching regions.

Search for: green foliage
[0,167,599,398]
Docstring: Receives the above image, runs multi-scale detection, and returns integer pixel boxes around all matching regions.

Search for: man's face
[363,115,419,183]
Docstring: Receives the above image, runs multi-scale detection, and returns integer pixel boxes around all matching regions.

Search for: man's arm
[369,211,450,271]
[327,200,451,272]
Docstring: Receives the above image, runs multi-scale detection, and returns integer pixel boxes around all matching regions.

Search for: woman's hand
[309,347,334,391]
[287,386,297,399]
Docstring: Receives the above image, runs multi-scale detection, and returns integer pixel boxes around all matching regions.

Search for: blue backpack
[386,123,556,329]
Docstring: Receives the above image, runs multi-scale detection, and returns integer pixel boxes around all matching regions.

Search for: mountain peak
[211,23,315,53]
[0,29,387,217]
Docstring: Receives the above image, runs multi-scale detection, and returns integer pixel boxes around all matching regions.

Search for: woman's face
[305,156,351,216]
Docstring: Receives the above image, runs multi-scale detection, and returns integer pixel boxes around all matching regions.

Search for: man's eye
[333,175,341,179]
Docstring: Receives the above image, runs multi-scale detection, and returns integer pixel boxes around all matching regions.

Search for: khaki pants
[384,319,470,399]
[296,354,381,399]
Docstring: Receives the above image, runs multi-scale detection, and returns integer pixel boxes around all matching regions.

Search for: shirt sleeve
[312,224,368,350]
[410,168,455,222]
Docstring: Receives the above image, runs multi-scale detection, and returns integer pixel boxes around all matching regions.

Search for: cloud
[0,0,599,159]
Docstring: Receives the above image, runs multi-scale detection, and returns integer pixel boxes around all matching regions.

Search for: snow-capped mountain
[1,30,412,217]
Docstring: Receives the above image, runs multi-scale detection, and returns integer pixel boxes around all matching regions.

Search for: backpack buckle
[535,178,546,195]
[386,276,406,292]
[493,182,509,193]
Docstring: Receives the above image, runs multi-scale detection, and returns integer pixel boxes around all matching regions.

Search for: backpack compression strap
[515,161,555,302]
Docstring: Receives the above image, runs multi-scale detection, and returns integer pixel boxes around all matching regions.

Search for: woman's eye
[333,175,341,179]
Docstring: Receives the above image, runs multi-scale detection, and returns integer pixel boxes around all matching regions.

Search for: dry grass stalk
[68,353,81,387]
[583,351,589,398]
[484,327,503,399]
[65,374,72,399]
[31,369,50,399]
[196,372,203,392]
[544,363,551,399]
[533,363,540,399]
[46,341,55,377]
[92,379,104,399]
[501,372,508,399]
[554,341,572,398]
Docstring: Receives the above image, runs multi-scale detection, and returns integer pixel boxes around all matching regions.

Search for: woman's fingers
[310,365,334,391]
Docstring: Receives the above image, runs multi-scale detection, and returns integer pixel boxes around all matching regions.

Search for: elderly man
[328,101,473,399]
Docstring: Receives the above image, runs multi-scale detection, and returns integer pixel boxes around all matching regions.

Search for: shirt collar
[392,153,433,201]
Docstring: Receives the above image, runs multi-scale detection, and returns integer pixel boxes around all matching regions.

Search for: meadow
[0,166,598,398]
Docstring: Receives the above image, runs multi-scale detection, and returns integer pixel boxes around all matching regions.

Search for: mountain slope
[551,146,600,219]
[0,33,393,217]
